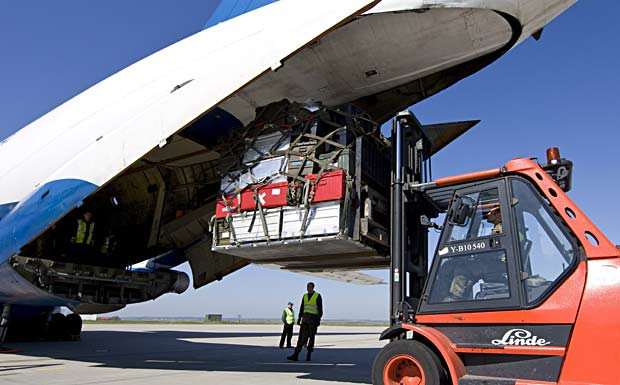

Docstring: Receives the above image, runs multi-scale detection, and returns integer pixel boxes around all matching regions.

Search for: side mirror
[420,215,443,230]
[448,196,475,226]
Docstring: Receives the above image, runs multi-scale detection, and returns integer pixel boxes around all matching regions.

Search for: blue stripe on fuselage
[0,202,18,222]
[0,179,98,264]
[203,0,279,29]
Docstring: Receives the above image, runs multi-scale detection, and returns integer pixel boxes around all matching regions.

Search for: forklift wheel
[372,339,445,385]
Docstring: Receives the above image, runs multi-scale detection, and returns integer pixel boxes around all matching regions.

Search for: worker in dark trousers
[287,282,322,362]
[70,210,96,260]
[279,301,295,348]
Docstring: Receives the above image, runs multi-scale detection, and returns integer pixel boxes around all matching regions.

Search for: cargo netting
[213,100,388,247]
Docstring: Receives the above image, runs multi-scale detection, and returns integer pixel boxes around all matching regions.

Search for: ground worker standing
[287,282,322,361]
[279,301,295,349]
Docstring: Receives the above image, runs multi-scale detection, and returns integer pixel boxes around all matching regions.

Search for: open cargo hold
[212,101,390,264]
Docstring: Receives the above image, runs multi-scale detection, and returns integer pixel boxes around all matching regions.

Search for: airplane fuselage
[0,0,576,319]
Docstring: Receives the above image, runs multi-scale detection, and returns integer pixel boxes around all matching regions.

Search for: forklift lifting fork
[373,110,620,385]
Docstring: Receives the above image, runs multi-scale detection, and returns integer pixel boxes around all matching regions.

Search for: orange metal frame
[401,158,620,385]
[504,158,620,259]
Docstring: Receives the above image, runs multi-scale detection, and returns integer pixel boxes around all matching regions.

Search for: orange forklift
[373,111,620,385]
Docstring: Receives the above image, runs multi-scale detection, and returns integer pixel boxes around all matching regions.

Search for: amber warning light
[546,147,561,164]
[542,147,573,192]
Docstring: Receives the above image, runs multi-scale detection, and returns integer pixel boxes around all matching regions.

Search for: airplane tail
[203,0,279,30]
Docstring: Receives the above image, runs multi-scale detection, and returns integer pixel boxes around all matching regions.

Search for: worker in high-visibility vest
[279,301,295,349]
[287,282,323,362]
[70,211,96,252]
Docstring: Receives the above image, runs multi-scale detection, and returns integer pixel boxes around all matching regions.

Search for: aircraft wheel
[372,339,446,385]
[66,313,82,339]
[48,313,67,340]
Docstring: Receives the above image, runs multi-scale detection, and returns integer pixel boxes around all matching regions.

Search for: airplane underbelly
[0,256,190,313]
[220,7,513,124]
[0,261,72,307]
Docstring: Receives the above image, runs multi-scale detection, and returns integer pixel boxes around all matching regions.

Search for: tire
[66,313,83,337]
[48,313,67,340]
[372,339,446,385]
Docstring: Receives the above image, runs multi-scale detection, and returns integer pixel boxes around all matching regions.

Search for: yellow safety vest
[284,308,295,324]
[303,292,319,315]
[74,219,95,245]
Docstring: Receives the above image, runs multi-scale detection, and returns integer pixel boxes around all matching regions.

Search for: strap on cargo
[297,137,359,237]
[339,175,355,235]
[209,215,217,242]
[247,189,259,232]
[226,213,238,246]
[299,179,313,237]
[278,206,284,239]
[248,188,271,243]
[286,181,303,206]
[245,128,290,171]
[218,191,239,246]
[295,131,360,237]
[304,132,347,151]
[284,126,350,196]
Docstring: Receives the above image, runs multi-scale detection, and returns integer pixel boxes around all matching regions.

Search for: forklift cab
[419,175,579,314]
[385,111,580,323]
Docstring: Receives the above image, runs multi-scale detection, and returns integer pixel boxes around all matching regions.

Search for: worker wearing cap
[279,301,295,349]
[287,282,323,362]
[486,206,503,234]
[486,205,526,241]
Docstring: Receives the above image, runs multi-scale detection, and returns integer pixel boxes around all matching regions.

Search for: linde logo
[491,329,551,346]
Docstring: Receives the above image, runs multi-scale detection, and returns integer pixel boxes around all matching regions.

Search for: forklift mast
[389,111,438,325]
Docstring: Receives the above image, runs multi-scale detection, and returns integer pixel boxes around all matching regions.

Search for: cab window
[447,188,503,242]
[428,249,510,304]
[420,182,519,313]
[511,179,577,304]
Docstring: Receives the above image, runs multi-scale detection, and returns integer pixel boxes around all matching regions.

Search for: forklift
[373,111,620,385]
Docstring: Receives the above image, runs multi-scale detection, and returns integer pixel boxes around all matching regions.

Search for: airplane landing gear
[0,306,82,344]
[47,312,82,341]
[66,313,83,341]
[47,313,67,340]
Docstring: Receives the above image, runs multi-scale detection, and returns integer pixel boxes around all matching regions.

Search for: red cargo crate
[250,181,289,209]
[216,181,289,218]
[216,195,240,218]
[216,171,345,218]
[306,170,346,203]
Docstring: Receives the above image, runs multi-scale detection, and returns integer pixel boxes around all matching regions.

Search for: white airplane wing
[259,264,386,285]
[300,270,386,285]
[0,0,378,258]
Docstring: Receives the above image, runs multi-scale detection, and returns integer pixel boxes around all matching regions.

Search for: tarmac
[0,324,386,385]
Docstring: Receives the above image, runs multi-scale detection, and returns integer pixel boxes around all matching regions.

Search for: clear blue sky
[1,1,618,321]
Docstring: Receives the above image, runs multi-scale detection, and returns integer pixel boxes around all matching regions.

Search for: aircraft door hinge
[270,61,283,71]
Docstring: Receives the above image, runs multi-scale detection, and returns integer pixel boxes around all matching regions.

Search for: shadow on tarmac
[5,329,382,384]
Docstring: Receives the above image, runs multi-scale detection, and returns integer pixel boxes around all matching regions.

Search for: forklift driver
[436,250,510,303]
[485,206,503,234]
[443,274,472,302]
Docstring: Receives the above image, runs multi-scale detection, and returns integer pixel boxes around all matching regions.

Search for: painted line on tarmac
[262,362,356,366]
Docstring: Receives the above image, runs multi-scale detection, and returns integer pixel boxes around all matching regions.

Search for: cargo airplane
[0,0,576,340]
